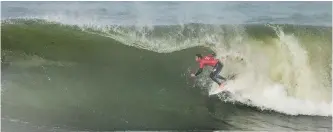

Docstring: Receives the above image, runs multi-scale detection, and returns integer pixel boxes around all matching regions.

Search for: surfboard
[208,74,236,95]
[209,81,228,95]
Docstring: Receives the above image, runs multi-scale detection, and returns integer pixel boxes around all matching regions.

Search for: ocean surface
[1,1,332,131]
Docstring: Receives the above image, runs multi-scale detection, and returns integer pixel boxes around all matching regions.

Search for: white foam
[211,25,332,116]
[221,76,332,116]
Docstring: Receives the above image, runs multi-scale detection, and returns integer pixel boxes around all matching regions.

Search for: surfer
[191,53,226,86]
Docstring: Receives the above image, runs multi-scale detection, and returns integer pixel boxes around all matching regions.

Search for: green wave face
[1,19,218,130]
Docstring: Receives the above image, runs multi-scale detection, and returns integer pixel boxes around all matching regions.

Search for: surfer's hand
[191,73,196,77]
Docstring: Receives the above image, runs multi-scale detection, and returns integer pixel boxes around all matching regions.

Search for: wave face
[1,1,332,131]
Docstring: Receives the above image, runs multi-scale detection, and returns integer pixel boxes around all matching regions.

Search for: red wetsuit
[197,54,219,68]
[194,54,226,85]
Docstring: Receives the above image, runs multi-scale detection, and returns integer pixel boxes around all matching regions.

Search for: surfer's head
[195,54,202,61]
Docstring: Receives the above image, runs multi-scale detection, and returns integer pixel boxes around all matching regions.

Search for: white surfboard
[209,81,228,95]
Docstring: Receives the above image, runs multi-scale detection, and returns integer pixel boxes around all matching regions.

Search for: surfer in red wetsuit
[191,53,226,86]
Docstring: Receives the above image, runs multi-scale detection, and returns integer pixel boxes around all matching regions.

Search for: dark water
[1,19,332,131]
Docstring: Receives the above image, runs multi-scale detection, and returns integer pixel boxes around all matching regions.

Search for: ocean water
[1,1,332,131]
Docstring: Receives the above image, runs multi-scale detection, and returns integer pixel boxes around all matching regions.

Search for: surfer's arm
[194,62,205,76]
[194,68,203,76]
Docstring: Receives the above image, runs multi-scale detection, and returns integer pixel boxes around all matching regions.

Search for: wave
[1,18,332,117]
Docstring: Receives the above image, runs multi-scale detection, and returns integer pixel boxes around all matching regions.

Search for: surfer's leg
[210,66,222,86]
[210,73,222,86]
[212,62,226,82]
[217,75,226,81]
